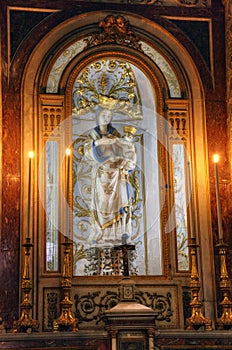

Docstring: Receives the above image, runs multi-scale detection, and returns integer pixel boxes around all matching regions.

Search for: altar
[1,330,232,349]
[1,3,231,350]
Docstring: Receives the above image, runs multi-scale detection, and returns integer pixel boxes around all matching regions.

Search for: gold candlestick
[54,237,77,332]
[216,240,232,329]
[13,237,39,332]
[186,238,212,330]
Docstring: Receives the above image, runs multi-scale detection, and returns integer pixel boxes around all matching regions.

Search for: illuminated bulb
[66,148,71,156]
[213,154,219,163]
[28,151,34,159]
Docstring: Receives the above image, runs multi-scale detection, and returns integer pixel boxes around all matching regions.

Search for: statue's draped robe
[84,124,137,244]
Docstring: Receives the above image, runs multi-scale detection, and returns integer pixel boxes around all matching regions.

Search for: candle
[28,151,34,238]
[187,160,196,239]
[66,148,71,237]
[213,154,223,241]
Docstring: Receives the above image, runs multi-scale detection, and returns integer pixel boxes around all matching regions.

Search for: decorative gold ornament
[186,238,212,331]
[98,94,119,110]
[123,125,137,135]
[54,237,78,332]
[13,237,39,333]
[216,240,232,329]
[72,59,143,119]
[85,15,142,51]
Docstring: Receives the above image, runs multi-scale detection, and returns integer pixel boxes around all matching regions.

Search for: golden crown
[98,94,119,110]
[123,125,137,135]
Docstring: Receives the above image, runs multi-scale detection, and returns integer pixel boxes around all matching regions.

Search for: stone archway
[21,11,215,330]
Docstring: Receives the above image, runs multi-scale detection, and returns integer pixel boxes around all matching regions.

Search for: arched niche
[21,11,215,329]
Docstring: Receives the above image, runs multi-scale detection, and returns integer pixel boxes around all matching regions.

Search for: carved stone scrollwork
[176,0,207,6]
[85,15,142,51]
[136,290,173,322]
[74,289,173,325]
[47,292,59,330]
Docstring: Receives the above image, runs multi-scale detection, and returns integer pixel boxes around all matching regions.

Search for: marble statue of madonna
[83,105,137,245]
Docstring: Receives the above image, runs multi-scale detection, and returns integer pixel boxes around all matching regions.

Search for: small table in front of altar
[104,239,156,350]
